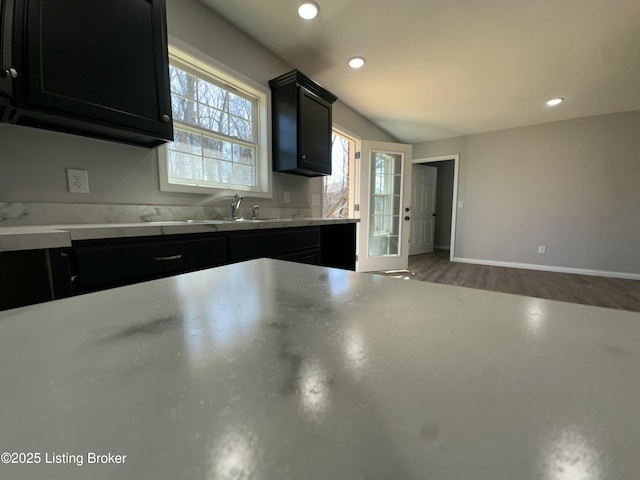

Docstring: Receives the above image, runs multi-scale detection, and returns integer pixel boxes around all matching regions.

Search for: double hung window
[159,45,270,197]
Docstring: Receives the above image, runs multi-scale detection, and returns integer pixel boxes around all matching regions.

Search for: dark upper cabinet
[0,0,14,111]
[5,0,172,147]
[269,70,337,177]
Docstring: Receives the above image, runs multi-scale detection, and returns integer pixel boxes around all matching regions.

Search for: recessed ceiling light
[546,97,564,106]
[297,2,319,20]
[348,56,366,69]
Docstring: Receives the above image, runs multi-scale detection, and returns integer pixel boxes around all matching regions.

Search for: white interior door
[409,165,437,255]
[356,140,413,272]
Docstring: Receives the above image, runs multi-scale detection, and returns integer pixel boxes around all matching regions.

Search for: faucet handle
[252,205,260,219]
[230,194,244,219]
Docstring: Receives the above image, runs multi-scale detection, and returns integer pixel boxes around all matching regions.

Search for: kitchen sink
[184,219,229,224]
[227,218,289,222]
[144,218,295,225]
[191,218,292,223]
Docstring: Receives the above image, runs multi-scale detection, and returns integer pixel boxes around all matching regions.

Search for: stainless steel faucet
[231,194,243,219]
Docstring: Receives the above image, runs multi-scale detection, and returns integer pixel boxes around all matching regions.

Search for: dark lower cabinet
[228,227,321,263]
[279,248,321,265]
[320,223,357,270]
[0,224,357,311]
[5,0,173,147]
[68,225,355,297]
[71,235,228,294]
[0,248,70,311]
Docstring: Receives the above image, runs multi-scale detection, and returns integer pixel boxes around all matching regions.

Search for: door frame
[327,125,359,218]
[412,154,460,261]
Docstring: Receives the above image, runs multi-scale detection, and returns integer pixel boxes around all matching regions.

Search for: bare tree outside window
[167,64,257,189]
[323,131,355,218]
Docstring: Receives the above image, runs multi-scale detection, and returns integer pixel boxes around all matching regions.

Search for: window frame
[158,39,272,198]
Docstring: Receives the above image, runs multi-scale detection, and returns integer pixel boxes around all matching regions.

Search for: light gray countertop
[0,217,358,252]
[1,258,639,479]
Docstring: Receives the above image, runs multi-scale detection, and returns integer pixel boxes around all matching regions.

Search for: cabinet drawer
[73,236,227,291]
[228,227,320,262]
[276,248,321,265]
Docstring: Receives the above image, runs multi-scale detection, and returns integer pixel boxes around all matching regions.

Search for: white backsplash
[0,202,312,226]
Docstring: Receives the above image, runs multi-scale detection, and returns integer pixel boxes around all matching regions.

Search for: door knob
[1,68,18,79]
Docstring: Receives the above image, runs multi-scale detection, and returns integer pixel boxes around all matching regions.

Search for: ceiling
[198,0,640,144]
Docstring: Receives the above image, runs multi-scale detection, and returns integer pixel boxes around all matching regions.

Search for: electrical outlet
[457,201,464,209]
[67,168,90,194]
[283,191,290,204]
[538,245,546,254]
[311,193,321,206]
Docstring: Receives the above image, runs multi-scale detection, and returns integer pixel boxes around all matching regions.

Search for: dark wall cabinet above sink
[0,0,173,147]
[269,70,337,177]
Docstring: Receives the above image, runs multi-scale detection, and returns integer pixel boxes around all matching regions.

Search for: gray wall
[413,110,640,275]
[424,160,454,249]
[0,0,394,210]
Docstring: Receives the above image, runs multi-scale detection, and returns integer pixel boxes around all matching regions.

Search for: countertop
[1,258,639,479]
[0,217,358,252]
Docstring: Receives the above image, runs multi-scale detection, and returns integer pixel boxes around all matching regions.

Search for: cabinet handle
[301,154,307,160]
[161,114,171,122]
[155,254,182,261]
[1,68,18,79]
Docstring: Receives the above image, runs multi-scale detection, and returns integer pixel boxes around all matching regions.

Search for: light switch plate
[457,201,464,209]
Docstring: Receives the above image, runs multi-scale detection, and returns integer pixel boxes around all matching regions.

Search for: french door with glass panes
[356,141,413,272]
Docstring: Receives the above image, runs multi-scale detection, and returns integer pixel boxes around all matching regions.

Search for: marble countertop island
[1,258,639,479]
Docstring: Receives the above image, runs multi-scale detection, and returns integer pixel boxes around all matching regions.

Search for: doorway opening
[323,128,357,218]
[411,154,460,261]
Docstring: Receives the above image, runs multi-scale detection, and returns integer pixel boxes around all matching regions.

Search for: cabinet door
[0,0,13,99]
[320,223,356,270]
[16,0,172,142]
[298,86,332,175]
[0,250,53,311]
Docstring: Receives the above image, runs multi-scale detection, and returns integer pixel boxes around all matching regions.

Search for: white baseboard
[452,257,640,280]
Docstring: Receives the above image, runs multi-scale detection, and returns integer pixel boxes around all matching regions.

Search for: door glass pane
[369,151,403,257]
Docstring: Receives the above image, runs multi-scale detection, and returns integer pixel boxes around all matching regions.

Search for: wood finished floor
[408,250,640,313]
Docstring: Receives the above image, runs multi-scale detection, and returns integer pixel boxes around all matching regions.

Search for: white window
[158,43,271,197]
